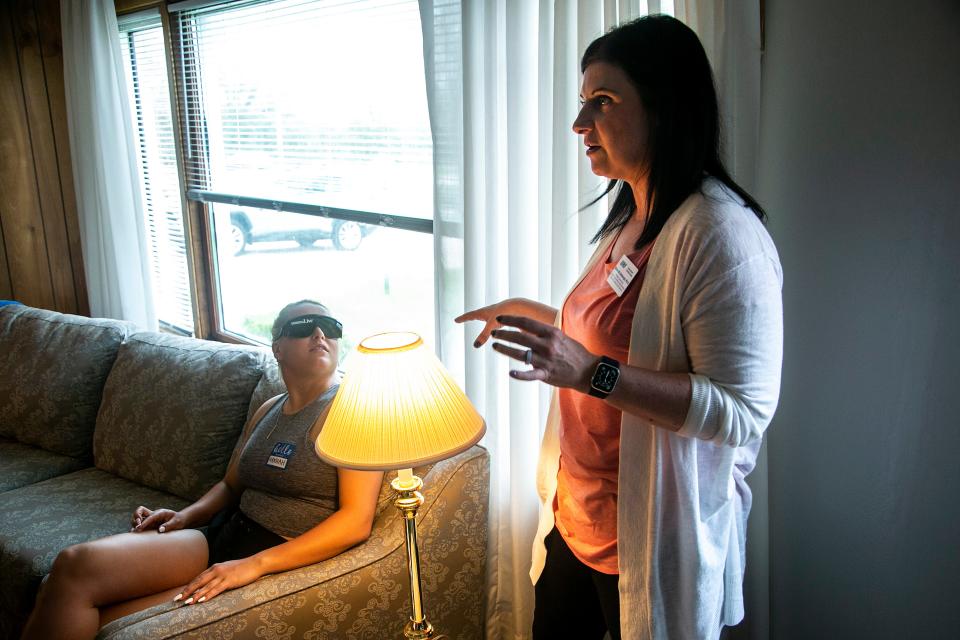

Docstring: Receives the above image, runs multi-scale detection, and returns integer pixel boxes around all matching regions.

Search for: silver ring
[524,349,533,365]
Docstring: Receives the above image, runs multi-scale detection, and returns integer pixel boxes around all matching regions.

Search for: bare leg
[21,530,208,640]
[99,585,183,627]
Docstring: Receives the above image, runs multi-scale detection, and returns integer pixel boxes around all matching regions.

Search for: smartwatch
[588,356,620,399]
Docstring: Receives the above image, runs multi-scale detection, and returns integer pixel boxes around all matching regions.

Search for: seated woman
[21,299,383,640]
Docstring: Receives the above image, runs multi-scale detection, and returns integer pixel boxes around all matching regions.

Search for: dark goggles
[276,314,343,340]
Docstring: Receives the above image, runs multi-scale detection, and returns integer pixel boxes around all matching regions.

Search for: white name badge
[607,255,639,297]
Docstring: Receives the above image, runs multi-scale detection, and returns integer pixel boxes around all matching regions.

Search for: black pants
[532,527,621,640]
[202,509,285,566]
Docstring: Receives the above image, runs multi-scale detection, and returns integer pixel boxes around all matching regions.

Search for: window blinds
[169,0,434,223]
[118,11,195,334]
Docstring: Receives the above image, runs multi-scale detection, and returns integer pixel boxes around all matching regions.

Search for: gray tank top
[238,386,339,538]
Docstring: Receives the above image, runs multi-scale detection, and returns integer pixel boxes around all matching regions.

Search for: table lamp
[315,332,485,640]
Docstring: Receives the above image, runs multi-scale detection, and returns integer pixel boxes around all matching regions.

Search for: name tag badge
[607,255,639,297]
[266,442,296,469]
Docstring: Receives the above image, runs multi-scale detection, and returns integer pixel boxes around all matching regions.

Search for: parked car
[225,207,375,255]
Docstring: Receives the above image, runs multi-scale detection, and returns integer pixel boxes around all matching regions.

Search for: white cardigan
[530,179,783,639]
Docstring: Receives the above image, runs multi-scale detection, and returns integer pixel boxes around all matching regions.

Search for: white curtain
[62,0,156,329]
[674,0,762,193]
[420,1,764,638]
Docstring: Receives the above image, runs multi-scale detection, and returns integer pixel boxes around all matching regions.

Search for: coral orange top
[555,233,654,574]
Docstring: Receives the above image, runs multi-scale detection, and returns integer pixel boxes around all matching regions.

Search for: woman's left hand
[176,558,263,605]
[491,315,598,391]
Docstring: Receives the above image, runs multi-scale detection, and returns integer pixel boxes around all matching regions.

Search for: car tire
[230,221,248,255]
[332,220,363,251]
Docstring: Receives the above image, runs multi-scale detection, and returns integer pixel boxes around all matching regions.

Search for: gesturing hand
[176,558,263,605]
[490,315,598,392]
[455,299,522,348]
[130,506,187,533]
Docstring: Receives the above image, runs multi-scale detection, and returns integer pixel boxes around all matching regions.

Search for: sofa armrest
[97,445,489,640]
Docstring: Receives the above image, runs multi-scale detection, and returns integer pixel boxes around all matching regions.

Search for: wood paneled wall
[0,0,87,314]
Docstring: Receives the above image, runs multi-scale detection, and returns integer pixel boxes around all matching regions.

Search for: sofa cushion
[0,302,26,330]
[94,333,269,502]
[245,359,286,425]
[0,306,132,458]
[0,439,88,492]
[0,467,190,639]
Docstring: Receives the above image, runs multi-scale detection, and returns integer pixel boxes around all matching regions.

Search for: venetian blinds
[118,11,195,334]
[168,0,434,222]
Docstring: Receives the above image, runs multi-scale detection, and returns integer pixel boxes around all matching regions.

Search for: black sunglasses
[277,314,343,340]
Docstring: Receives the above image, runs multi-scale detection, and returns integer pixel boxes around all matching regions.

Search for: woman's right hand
[455,300,514,347]
[456,298,557,348]
[130,506,187,533]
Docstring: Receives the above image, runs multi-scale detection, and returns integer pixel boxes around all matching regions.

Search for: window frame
[118,0,437,346]
[118,3,207,337]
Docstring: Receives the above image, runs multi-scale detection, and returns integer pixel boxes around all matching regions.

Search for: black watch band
[588,356,621,399]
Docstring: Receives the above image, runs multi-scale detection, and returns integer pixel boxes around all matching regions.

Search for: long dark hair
[582,15,766,248]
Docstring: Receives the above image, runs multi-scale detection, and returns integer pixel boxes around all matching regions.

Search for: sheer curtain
[421,2,608,636]
[420,1,763,638]
[62,0,156,329]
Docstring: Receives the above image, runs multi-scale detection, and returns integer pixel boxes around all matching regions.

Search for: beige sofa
[0,304,488,639]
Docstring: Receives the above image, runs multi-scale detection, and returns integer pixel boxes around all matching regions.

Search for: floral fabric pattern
[94,333,270,502]
[0,467,190,639]
[0,439,88,492]
[0,307,132,458]
[246,359,286,425]
[0,303,25,333]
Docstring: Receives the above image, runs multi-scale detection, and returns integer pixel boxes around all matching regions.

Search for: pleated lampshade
[315,332,485,470]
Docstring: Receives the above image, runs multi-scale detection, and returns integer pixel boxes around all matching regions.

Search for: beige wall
[0,0,87,314]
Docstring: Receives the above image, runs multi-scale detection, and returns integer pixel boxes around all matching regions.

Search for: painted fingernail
[173,594,183,602]
[158,525,165,533]
[184,597,194,605]
[197,596,206,603]
[473,340,480,348]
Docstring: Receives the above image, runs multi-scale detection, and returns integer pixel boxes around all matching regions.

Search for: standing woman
[21,300,383,640]
[457,16,782,640]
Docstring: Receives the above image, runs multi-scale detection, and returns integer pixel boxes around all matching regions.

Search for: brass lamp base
[392,475,449,640]
[403,620,441,640]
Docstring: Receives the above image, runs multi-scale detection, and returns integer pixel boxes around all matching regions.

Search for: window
[169,0,435,351]
[118,11,195,334]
